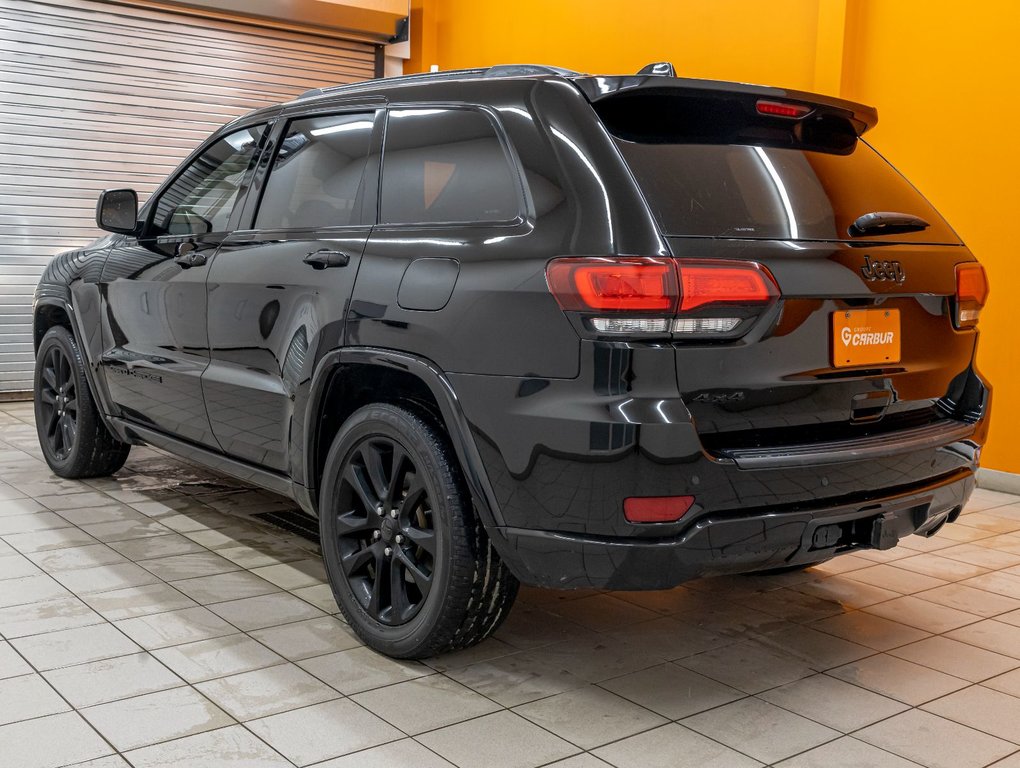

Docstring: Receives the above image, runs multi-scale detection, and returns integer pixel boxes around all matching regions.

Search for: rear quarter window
[380,107,521,225]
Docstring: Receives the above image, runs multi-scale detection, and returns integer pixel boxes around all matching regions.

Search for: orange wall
[411,0,822,88]
[409,0,1019,474]
[840,1,1020,474]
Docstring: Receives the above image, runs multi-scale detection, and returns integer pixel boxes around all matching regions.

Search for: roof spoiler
[574,75,878,135]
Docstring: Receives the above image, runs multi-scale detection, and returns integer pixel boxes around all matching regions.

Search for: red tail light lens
[955,263,988,328]
[624,496,695,524]
[756,99,812,118]
[546,258,678,312]
[546,257,780,337]
[678,260,779,312]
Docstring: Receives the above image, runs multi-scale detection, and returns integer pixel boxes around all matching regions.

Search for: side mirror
[96,189,139,234]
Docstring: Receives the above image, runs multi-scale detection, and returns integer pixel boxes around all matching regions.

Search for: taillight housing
[545,258,678,313]
[954,263,988,329]
[546,257,780,339]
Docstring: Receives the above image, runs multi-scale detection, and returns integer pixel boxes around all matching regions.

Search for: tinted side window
[255,113,374,230]
[380,108,519,225]
[153,125,265,236]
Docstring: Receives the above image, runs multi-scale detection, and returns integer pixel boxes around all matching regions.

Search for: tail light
[546,257,779,338]
[545,258,678,312]
[678,260,779,311]
[955,263,988,329]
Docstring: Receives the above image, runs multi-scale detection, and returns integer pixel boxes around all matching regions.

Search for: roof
[281,63,878,133]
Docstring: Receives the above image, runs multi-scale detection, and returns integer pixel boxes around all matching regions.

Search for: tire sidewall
[319,404,460,657]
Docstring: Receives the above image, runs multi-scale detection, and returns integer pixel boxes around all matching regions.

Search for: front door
[99,123,269,446]
[202,110,379,473]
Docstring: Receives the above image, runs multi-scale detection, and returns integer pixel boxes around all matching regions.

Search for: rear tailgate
[586,78,983,452]
[663,236,976,451]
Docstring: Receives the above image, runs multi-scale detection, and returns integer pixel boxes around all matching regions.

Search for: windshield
[614,139,959,243]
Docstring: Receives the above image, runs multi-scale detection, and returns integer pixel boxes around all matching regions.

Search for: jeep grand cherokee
[32,63,990,657]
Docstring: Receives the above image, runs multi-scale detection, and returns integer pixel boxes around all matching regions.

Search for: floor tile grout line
[0,622,127,764]
[0,445,355,763]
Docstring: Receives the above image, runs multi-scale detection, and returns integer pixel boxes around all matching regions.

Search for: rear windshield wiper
[849,211,930,237]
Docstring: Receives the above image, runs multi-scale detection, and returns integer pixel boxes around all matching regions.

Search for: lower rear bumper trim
[714,420,976,469]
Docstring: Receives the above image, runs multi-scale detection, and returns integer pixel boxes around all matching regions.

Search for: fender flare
[303,347,507,536]
[34,295,126,441]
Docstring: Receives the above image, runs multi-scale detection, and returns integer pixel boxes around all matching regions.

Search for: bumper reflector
[624,495,695,523]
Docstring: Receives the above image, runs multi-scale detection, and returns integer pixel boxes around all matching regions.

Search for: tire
[34,326,130,478]
[319,403,518,658]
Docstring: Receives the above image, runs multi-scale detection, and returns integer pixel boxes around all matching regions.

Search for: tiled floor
[2,400,1020,768]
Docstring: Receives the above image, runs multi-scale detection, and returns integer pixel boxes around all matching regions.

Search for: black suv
[33,63,991,658]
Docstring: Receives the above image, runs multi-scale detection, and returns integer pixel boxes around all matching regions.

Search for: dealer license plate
[832,309,900,368]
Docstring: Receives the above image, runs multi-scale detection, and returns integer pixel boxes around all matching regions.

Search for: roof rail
[483,64,581,78]
[296,63,579,101]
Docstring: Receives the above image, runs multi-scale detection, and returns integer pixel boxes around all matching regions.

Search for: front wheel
[34,326,130,478]
[319,403,518,658]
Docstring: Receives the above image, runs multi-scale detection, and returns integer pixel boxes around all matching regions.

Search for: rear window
[611,132,959,243]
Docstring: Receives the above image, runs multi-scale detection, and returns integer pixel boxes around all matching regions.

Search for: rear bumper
[446,341,988,589]
[496,469,974,589]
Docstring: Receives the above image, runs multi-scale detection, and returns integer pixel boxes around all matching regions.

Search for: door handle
[174,242,208,268]
[303,249,350,269]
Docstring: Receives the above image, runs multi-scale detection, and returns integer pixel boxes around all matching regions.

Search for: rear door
[596,88,982,452]
[202,108,380,473]
[100,123,268,446]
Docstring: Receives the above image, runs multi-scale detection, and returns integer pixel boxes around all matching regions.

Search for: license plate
[832,309,900,368]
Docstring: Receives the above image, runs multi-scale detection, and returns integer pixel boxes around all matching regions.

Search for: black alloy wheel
[34,325,130,478]
[319,404,519,658]
[37,344,78,461]
[334,435,436,626]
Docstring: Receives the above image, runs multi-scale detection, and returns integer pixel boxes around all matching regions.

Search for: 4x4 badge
[860,255,906,284]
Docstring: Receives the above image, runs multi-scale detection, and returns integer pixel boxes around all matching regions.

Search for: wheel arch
[33,298,74,354]
[33,295,124,440]
[304,348,506,537]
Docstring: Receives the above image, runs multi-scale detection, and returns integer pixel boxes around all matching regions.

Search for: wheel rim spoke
[396,548,432,599]
[389,556,411,621]
[399,474,427,518]
[402,525,436,557]
[59,350,71,386]
[340,542,376,576]
[385,444,410,509]
[59,415,74,454]
[360,442,389,502]
[367,549,387,616]
[343,464,380,515]
[42,364,57,390]
[335,509,376,537]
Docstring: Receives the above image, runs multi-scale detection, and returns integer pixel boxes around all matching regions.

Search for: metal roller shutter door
[0,0,377,392]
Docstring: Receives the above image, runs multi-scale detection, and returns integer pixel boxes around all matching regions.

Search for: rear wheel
[34,326,130,478]
[319,403,518,658]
